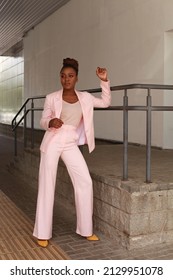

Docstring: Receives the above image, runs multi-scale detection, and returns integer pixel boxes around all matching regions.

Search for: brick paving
[0,134,173,260]
[0,190,69,260]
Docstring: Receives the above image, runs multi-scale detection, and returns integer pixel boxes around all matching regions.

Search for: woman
[33,58,111,247]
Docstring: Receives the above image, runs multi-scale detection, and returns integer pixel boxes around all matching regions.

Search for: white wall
[24,0,173,148]
[163,31,173,149]
[0,51,24,124]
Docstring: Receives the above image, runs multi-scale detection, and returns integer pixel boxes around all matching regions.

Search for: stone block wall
[8,147,173,249]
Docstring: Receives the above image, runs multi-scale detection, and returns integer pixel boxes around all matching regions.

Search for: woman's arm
[92,67,111,108]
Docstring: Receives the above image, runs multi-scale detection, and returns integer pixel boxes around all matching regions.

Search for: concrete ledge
[57,161,173,249]
[8,145,173,249]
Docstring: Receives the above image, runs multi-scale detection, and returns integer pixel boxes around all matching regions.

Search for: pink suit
[33,80,111,239]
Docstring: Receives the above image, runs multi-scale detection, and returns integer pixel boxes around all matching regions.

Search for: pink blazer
[40,80,111,153]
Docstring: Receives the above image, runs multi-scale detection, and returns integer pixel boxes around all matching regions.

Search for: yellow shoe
[86,234,100,241]
[37,239,49,248]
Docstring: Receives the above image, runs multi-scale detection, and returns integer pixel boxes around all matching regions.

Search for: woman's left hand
[96,67,108,82]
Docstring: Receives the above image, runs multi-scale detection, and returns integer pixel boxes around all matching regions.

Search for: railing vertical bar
[14,121,17,156]
[146,88,152,183]
[24,106,27,148]
[123,89,128,180]
[31,99,34,149]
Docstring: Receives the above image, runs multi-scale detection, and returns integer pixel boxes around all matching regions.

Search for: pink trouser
[33,125,93,240]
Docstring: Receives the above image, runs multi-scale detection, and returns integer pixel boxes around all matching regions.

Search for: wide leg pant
[33,125,93,240]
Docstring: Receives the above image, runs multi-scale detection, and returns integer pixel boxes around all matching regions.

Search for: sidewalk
[0,134,173,260]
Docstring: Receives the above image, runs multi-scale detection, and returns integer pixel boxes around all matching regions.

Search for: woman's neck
[62,89,78,103]
[63,89,76,96]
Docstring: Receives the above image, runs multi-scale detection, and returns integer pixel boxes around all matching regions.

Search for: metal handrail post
[14,120,17,156]
[123,89,128,180]
[146,88,152,183]
[24,105,27,148]
[31,99,34,149]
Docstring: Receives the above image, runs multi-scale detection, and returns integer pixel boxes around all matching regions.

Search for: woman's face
[60,67,78,91]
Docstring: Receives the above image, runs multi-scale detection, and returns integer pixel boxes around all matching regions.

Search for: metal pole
[146,88,152,183]
[14,121,17,156]
[24,106,27,148]
[123,89,128,180]
[31,99,34,149]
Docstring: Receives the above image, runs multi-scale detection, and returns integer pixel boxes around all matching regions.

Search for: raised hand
[96,67,108,82]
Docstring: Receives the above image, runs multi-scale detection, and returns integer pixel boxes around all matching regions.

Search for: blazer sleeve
[91,80,111,108]
[40,95,54,131]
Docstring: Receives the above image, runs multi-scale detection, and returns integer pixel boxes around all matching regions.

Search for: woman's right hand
[49,118,63,128]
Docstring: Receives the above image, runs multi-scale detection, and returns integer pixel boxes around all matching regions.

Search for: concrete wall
[23,0,173,148]
[163,31,173,148]
[1,0,173,148]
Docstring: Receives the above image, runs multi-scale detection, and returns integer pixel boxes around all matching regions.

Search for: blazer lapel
[76,90,88,114]
[54,90,63,118]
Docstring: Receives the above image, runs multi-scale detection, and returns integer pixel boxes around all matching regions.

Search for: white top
[60,100,82,127]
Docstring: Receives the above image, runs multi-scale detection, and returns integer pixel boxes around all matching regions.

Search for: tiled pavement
[1,134,173,260]
[0,189,69,260]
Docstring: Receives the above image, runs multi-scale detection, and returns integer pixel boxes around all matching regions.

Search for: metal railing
[11,83,173,183]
